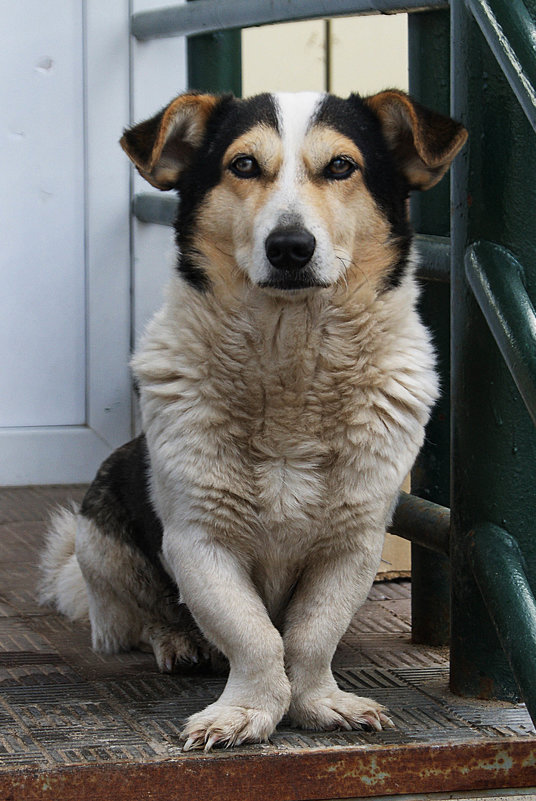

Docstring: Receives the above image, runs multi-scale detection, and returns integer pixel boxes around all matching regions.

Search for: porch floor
[0,485,534,801]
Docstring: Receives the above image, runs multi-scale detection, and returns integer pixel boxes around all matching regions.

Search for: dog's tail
[38,506,89,621]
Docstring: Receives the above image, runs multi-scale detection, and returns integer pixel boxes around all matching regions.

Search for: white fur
[246,92,343,288]
[38,506,89,621]
[132,262,437,747]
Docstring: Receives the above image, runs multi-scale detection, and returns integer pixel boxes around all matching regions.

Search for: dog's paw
[290,690,394,732]
[150,628,209,673]
[181,702,277,751]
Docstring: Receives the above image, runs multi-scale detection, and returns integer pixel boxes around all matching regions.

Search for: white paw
[181,702,277,751]
[290,690,395,732]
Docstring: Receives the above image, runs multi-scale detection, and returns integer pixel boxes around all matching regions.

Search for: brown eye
[325,157,357,180]
[229,155,261,178]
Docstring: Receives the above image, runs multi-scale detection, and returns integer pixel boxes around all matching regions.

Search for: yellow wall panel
[242,15,408,99]
[330,15,408,96]
[242,20,325,96]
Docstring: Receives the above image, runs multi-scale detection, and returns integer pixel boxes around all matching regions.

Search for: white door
[0,0,188,486]
[1,1,133,485]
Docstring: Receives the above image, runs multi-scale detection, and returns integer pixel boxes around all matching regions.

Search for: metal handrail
[469,522,536,725]
[390,492,450,555]
[464,0,536,133]
[455,1,536,723]
[465,241,536,428]
[132,0,449,40]
[462,2,536,419]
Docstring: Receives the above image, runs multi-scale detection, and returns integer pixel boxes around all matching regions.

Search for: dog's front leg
[284,545,394,732]
[163,527,291,750]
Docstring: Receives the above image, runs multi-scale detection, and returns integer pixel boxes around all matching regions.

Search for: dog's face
[122,90,466,295]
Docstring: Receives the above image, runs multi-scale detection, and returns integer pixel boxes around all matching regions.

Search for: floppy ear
[365,89,468,191]
[120,92,219,190]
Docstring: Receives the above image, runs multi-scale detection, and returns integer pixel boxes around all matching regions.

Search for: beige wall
[242,16,411,577]
[242,20,326,95]
[242,15,408,98]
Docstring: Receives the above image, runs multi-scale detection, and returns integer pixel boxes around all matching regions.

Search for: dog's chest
[218,304,382,523]
[138,287,434,540]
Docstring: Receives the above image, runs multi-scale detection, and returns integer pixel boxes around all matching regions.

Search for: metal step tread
[0,486,534,801]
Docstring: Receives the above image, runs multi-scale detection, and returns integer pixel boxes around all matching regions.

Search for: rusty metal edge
[1,740,535,801]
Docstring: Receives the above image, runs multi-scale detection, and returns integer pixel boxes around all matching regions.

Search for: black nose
[265,228,316,271]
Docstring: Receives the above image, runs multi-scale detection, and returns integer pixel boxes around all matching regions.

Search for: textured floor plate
[0,486,534,801]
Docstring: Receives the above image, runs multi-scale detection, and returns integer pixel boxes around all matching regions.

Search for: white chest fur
[133,277,438,561]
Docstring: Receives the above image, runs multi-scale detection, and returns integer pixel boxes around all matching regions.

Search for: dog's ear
[365,90,467,191]
[120,93,219,190]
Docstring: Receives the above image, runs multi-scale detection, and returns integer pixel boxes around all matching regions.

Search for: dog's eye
[229,155,261,178]
[324,157,357,180]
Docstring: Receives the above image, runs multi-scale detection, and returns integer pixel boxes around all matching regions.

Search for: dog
[39,88,466,750]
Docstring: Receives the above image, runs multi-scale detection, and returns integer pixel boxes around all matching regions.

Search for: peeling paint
[35,57,54,74]
[481,751,514,772]
[359,756,391,786]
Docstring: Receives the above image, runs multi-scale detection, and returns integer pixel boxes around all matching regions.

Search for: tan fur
[300,126,397,288]
[193,122,398,294]
[120,93,220,189]
[365,89,468,189]
[191,124,284,293]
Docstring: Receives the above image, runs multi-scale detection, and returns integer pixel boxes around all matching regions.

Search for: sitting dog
[40,89,466,750]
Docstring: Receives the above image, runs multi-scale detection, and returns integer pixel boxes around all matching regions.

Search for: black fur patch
[173,93,280,291]
[314,94,413,289]
[80,435,167,578]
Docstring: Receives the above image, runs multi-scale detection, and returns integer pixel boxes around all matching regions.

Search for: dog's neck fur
[134,264,431,432]
[133,266,436,557]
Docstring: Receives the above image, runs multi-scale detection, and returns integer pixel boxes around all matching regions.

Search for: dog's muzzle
[265,227,316,272]
[262,226,322,290]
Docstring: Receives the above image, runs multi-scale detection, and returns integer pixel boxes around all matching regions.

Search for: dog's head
[121,90,466,295]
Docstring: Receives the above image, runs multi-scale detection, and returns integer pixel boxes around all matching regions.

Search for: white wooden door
[0,1,132,484]
[0,0,188,486]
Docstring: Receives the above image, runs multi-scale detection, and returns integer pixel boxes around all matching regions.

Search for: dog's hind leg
[141,619,208,673]
[75,514,207,671]
[48,435,211,671]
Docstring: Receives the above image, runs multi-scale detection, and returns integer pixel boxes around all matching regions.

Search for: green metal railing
[129,0,536,725]
[451,0,536,723]
[131,0,449,39]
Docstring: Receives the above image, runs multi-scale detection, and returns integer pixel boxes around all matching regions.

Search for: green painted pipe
[464,0,536,133]
[187,0,241,96]
[389,492,450,555]
[414,235,451,283]
[465,240,536,429]
[469,522,536,726]
[132,0,450,41]
[408,8,452,646]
